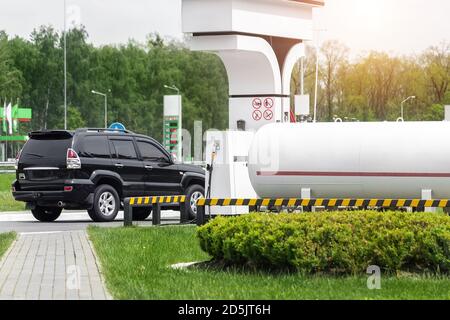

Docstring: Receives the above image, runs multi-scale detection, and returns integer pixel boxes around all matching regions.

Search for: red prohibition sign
[252,110,263,121]
[263,98,274,109]
[263,109,273,121]
[252,98,262,109]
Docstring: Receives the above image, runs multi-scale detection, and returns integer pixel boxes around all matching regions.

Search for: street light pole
[91,90,108,128]
[164,84,180,95]
[400,96,416,120]
[64,0,67,130]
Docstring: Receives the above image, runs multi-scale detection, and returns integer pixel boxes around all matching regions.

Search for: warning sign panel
[263,98,274,109]
[252,98,262,109]
[263,109,273,121]
[252,110,263,121]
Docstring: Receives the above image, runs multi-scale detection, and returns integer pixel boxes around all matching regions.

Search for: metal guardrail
[0,162,14,166]
[123,196,187,226]
[195,198,450,225]
[0,162,15,174]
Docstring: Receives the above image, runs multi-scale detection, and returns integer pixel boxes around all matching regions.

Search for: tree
[320,40,349,121]
[422,42,450,103]
[0,31,22,99]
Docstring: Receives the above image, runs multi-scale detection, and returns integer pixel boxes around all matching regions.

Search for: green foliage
[0,31,22,98]
[0,173,15,191]
[54,105,86,130]
[0,174,25,211]
[422,104,444,121]
[292,40,450,122]
[198,212,450,275]
[1,27,228,144]
[0,232,16,259]
[89,225,450,300]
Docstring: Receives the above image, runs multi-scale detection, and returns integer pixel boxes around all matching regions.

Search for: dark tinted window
[80,136,110,158]
[110,140,137,160]
[137,141,168,162]
[21,137,72,163]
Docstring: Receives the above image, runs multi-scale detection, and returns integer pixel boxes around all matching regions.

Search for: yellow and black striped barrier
[195,198,450,225]
[196,198,450,208]
[128,195,186,206]
[124,195,187,226]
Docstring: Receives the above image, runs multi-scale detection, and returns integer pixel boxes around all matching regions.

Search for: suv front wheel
[88,184,120,222]
[185,184,205,220]
[31,206,62,222]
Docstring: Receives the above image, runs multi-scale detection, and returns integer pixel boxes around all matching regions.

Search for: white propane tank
[248,122,450,199]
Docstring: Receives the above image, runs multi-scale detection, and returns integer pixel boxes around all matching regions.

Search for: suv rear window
[21,136,72,165]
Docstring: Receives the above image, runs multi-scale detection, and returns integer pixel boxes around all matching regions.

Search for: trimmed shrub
[197,212,450,274]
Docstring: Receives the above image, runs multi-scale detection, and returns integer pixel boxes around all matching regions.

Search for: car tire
[185,184,205,220]
[88,184,120,222]
[31,206,62,222]
[132,207,152,221]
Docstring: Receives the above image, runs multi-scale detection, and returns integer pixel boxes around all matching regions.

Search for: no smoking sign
[251,97,274,122]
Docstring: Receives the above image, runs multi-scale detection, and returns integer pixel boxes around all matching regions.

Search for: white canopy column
[182,0,324,131]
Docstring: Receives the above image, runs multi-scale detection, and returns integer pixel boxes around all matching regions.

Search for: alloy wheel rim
[99,191,116,216]
[190,191,203,214]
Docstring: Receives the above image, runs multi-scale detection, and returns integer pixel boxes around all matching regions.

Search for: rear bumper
[12,179,95,209]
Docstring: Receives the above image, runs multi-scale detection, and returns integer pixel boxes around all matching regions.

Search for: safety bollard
[180,201,188,223]
[196,205,206,226]
[152,203,161,225]
[124,201,133,227]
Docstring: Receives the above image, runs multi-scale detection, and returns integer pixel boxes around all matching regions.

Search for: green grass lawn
[0,232,16,259]
[0,174,25,212]
[88,225,450,300]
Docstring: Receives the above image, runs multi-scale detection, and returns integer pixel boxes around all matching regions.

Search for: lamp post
[164,84,180,95]
[91,90,108,128]
[64,0,67,130]
[400,96,416,121]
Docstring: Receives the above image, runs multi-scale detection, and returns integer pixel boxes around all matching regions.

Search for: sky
[0,0,449,56]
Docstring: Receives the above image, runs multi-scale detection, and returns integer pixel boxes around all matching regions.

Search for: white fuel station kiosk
[182,0,324,213]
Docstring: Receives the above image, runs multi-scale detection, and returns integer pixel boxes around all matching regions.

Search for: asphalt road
[0,210,181,233]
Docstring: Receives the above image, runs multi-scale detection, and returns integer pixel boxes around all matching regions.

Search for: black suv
[12,129,205,222]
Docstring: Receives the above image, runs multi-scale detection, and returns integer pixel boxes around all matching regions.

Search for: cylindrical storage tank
[248,122,450,199]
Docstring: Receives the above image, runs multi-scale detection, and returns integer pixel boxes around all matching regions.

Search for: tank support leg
[422,189,436,213]
[301,188,314,212]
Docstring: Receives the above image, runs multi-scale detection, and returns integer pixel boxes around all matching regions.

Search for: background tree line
[0,26,229,142]
[292,40,450,122]
[1,26,449,143]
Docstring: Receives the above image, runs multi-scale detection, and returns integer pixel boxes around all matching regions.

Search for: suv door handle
[145,165,153,170]
[115,163,124,168]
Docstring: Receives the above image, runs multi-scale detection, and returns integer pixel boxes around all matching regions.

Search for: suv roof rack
[76,128,135,134]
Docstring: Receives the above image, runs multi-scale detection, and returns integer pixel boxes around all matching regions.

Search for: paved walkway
[0,230,110,300]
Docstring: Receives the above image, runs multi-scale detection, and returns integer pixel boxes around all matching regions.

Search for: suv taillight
[15,149,22,170]
[66,148,81,169]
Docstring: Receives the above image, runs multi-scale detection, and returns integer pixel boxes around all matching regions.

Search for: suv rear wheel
[88,184,120,222]
[185,184,205,220]
[31,206,62,222]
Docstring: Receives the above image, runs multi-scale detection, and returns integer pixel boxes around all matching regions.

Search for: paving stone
[0,231,110,300]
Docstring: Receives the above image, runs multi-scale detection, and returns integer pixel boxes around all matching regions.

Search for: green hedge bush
[197,212,450,274]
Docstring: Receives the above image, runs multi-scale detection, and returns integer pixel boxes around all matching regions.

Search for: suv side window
[110,139,138,160]
[80,135,110,158]
[137,140,169,162]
